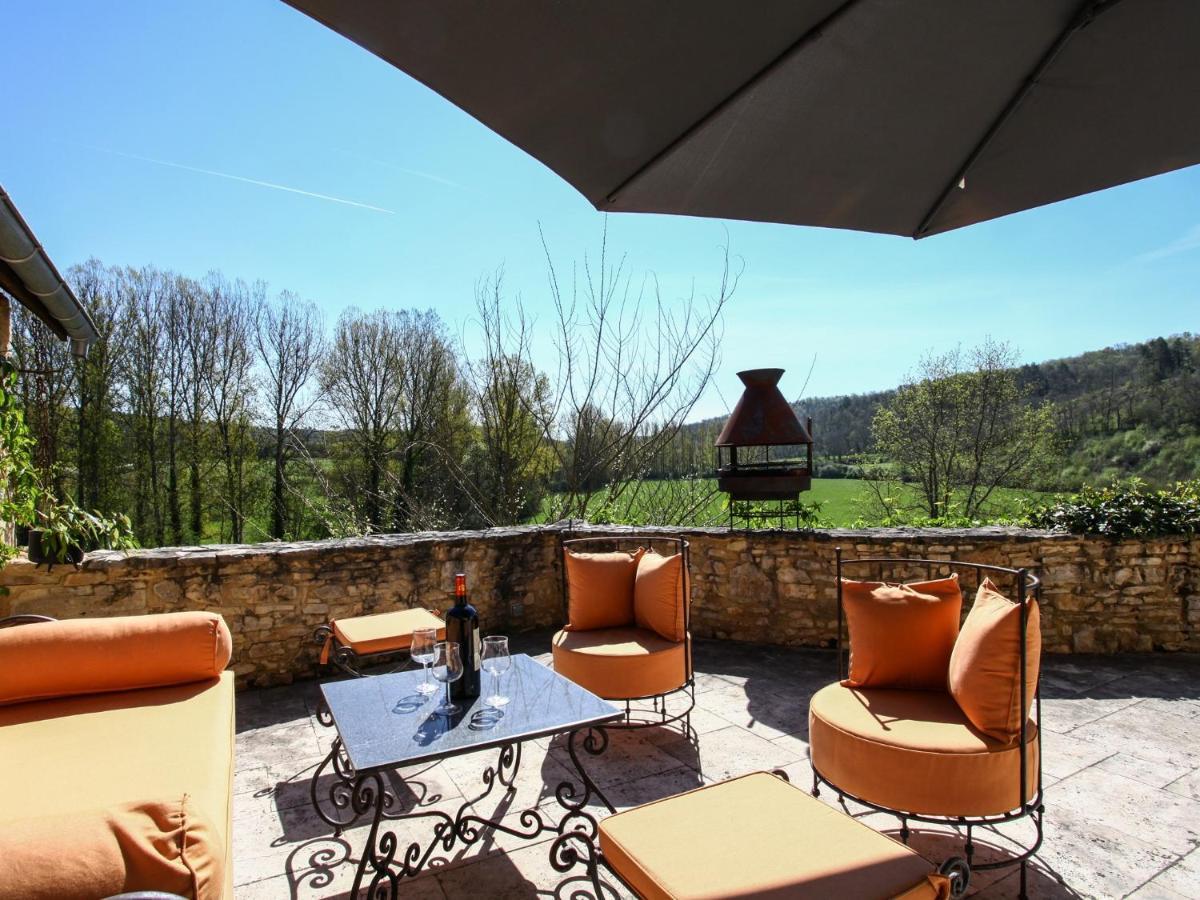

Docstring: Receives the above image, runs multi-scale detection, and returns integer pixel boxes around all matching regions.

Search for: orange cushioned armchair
[552,535,693,733]
[0,611,235,900]
[809,551,1044,900]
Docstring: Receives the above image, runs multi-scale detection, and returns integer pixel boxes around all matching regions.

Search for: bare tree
[320,308,406,530]
[254,289,324,539]
[535,223,738,522]
[70,260,127,515]
[462,273,554,525]
[179,277,215,542]
[119,266,168,544]
[203,274,258,542]
[9,304,75,496]
[870,339,1059,520]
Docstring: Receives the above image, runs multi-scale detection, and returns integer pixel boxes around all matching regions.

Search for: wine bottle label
[473,628,482,671]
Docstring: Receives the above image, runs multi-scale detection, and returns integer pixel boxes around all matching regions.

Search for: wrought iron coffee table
[312,653,622,897]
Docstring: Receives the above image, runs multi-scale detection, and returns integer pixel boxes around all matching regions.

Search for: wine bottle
[445,572,481,700]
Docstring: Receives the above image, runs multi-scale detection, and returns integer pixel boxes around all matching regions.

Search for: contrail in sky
[93,146,396,214]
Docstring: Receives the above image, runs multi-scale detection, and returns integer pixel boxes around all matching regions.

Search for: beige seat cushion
[0,673,236,899]
[599,771,950,899]
[552,627,687,700]
[809,681,1038,817]
[332,607,445,655]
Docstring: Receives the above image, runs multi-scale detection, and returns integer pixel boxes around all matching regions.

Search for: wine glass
[481,635,511,708]
[411,628,438,695]
[431,642,463,717]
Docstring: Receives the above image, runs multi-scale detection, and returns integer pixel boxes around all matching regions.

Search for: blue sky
[2,0,1198,421]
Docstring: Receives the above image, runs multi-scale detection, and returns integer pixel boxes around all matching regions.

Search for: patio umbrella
[285,0,1200,238]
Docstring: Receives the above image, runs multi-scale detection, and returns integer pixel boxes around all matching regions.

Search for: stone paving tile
[230,642,1200,899]
[1040,730,1114,781]
[1070,704,1200,770]
[1094,752,1194,791]
[1164,766,1200,802]
[1050,766,1200,857]
[1140,847,1200,898]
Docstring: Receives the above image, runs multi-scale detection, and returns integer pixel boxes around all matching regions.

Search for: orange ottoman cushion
[809,681,1038,817]
[949,578,1042,741]
[0,796,224,900]
[634,549,686,642]
[599,772,950,900]
[331,607,445,656]
[841,575,962,690]
[564,548,645,631]
[0,611,232,706]
[552,627,686,700]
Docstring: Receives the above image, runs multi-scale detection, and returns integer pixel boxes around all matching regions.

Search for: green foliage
[33,504,137,566]
[1024,478,1200,538]
[2,364,137,569]
[0,366,39,567]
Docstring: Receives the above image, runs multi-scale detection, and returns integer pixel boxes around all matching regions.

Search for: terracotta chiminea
[715,368,813,502]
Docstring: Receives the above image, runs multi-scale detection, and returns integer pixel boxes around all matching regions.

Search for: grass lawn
[537,477,1049,527]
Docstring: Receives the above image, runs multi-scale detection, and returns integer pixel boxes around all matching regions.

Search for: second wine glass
[411,627,438,695]
[431,641,463,717]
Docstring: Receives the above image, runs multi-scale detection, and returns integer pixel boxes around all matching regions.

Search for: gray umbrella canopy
[286,0,1200,238]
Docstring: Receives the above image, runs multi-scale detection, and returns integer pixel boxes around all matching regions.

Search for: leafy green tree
[870,339,1059,520]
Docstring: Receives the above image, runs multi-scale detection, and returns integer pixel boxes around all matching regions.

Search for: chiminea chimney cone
[716,369,812,447]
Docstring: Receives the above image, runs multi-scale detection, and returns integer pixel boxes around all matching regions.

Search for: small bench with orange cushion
[0,611,235,899]
[315,607,445,676]
[572,771,965,899]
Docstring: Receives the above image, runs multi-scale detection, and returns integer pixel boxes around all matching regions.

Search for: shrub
[1024,478,1200,537]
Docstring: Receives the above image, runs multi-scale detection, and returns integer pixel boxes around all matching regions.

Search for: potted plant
[27,504,136,568]
[2,365,137,570]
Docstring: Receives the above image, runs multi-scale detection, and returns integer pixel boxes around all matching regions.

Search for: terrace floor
[233,634,1200,900]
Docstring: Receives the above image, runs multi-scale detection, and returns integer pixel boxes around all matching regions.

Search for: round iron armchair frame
[812,549,1045,899]
[559,535,696,738]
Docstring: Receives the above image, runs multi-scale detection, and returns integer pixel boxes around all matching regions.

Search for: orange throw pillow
[0,611,233,707]
[564,548,645,631]
[841,575,962,690]
[0,796,224,900]
[634,550,686,642]
[949,578,1041,742]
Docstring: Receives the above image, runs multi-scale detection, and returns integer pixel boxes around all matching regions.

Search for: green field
[537,478,1050,528]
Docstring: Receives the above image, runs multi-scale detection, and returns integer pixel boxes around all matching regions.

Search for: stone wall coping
[6,520,1178,575]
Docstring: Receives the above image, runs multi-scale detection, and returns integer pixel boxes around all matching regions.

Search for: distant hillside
[677,333,1200,489]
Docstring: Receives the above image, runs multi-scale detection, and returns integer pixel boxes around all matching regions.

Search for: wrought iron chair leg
[811,770,820,798]
[1019,858,1028,900]
[964,823,974,864]
[899,816,910,844]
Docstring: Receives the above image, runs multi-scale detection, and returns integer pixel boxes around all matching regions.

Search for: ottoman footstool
[557,771,966,899]
[313,607,444,677]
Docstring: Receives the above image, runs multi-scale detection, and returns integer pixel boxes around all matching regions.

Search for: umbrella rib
[602,0,867,208]
[912,0,1130,239]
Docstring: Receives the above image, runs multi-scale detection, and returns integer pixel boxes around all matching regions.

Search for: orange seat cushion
[0,796,224,900]
[552,627,686,700]
[634,550,686,642]
[331,607,445,656]
[0,673,236,898]
[564,548,645,631]
[599,772,950,900]
[809,681,1038,817]
[841,576,962,690]
[949,578,1042,741]
[0,611,232,706]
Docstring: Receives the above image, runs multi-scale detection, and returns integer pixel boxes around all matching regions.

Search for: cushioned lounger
[599,771,952,899]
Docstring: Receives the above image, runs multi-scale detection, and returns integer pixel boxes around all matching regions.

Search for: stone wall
[1,524,1196,688]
